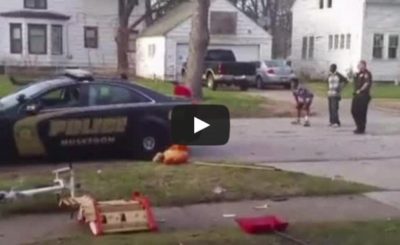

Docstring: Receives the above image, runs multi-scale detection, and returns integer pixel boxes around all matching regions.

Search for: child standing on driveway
[291,79,314,127]
[327,64,349,127]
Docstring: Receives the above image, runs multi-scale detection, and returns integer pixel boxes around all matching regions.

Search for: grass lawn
[0,75,18,97]
[137,79,294,118]
[0,162,374,216]
[308,81,400,99]
[31,220,400,245]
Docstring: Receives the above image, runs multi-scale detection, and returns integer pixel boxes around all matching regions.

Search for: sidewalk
[1,195,400,245]
[156,195,400,230]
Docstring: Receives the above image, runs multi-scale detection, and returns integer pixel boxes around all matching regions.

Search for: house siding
[136,36,166,79]
[292,0,365,79]
[0,0,145,70]
[162,0,272,80]
[362,3,400,81]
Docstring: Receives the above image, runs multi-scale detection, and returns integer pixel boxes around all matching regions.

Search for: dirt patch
[262,100,318,118]
[374,100,400,113]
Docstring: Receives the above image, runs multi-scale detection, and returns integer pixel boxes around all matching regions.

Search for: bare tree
[116,0,137,75]
[116,0,186,75]
[228,0,294,58]
[183,0,211,101]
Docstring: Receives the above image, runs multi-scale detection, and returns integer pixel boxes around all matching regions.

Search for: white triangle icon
[194,117,210,134]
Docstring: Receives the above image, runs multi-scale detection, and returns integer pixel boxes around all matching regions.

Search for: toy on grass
[235,215,288,234]
[0,164,157,237]
[65,192,158,236]
[0,166,76,202]
[235,215,307,245]
[153,145,190,165]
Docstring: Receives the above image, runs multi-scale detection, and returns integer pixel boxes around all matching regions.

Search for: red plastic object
[174,84,192,99]
[235,215,289,234]
[132,192,158,232]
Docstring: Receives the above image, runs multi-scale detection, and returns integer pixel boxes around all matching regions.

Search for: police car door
[74,82,150,157]
[14,84,87,159]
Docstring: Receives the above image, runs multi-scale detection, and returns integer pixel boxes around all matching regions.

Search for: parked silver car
[254,60,296,90]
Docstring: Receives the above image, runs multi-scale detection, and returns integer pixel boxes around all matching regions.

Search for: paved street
[193,90,400,209]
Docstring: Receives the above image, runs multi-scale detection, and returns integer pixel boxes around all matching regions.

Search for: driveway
[193,89,400,209]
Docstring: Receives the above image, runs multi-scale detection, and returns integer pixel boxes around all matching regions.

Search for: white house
[292,0,400,81]
[136,0,272,81]
[0,0,145,71]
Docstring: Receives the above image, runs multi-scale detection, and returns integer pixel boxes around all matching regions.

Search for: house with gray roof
[136,0,272,81]
[292,0,400,81]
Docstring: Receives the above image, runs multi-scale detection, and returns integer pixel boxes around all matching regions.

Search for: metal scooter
[0,166,76,202]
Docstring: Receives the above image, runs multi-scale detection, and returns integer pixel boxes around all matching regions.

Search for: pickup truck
[182,49,256,91]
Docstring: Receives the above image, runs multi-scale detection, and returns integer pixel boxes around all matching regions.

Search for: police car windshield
[0,78,66,110]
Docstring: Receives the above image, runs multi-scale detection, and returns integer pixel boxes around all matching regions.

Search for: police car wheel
[142,137,156,152]
[134,124,169,160]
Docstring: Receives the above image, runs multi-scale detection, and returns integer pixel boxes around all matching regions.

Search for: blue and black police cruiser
[0,70,188,161]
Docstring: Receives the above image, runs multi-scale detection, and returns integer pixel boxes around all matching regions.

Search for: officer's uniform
[351,69,372,133]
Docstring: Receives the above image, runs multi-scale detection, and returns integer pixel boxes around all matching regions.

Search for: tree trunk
[183,0,210,101]
[145,0,154,27]
[117,0,137,75]
[117,26,130,75]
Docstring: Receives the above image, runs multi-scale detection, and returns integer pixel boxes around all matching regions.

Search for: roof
[292,0,400,10]
[140,0,270,38]
[0,10,70,20]
[140,1,195,37]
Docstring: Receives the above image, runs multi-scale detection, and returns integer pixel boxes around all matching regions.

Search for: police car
[0,70,187,161]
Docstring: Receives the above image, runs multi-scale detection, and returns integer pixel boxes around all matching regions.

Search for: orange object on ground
[163,145,190,165]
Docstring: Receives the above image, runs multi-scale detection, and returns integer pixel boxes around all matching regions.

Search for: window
[51,25,63,55]
[302,37,308,59]
[10,24,22,54]
[389,35,399,59]
[329,35,333,50]
[28,24,47,55]
[210,11,237,35]
[84,27,98,49]
[340,34,345,49]
[24,0,47,9]
[334,34,339,49]
[319,0,324,9]
[38,86,82,109]
[373,34,384,59]
[346,34,351,49]
[88,85,148,106]
[309,36,315,59]
[328,0,333,8]
[148,44,156,58]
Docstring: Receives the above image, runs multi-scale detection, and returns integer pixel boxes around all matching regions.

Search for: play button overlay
[171,105,230,146]
[194,117,210,134]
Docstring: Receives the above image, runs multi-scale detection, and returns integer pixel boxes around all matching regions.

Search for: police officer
[352,60,372,134]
